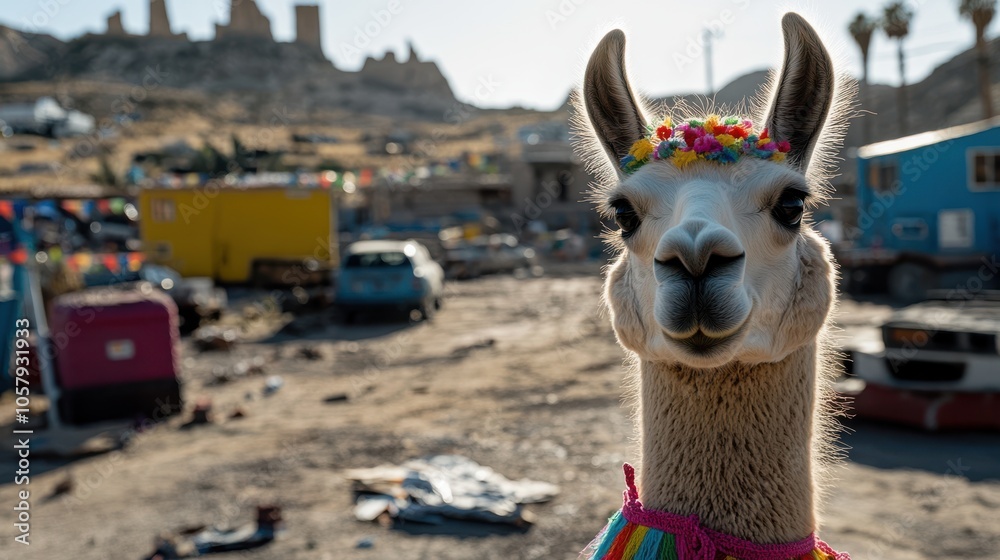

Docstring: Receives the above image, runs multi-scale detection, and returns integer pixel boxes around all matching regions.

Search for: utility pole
[704,28,722,96]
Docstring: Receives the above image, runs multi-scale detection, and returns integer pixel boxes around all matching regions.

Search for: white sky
[1,0,991,110]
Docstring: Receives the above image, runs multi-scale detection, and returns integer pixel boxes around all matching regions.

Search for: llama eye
[772,188,806,229]
[611,199,641,238]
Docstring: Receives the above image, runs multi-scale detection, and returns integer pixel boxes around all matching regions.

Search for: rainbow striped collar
[583,464,851,560]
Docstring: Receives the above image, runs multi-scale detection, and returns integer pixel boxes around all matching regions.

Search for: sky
[1,0,994,110]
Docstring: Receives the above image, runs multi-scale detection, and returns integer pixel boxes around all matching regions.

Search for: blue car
[335,240,445,322]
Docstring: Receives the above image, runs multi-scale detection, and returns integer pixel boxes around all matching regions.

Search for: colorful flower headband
[619,115,791,174]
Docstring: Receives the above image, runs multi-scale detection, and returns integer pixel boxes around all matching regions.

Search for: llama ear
[764,13,835,170]
[583,29,647,169]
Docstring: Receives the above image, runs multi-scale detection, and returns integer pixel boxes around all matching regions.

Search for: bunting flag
[75,253,93,271]
[60,200,84,216]
[0,201,14,221]
[109,198,127,215]
[359,168,373,188]
[127,252,144,271]
[8,247,27,265]
[102,254,120,273]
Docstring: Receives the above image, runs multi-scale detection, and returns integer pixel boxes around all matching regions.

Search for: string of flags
[5,248,144,274]
[54,251,144,274]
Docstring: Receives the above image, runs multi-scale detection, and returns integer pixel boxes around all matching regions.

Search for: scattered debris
[144,505,283,559]
[344,455,559,528]
[297,345,323,361]
[451,338,496,358]
[206,357,266,386]
[355,536,375,549]
[263,376,284,396]
[49,473,74,498]
[228,407,247,420]
[181,398,214,428]
[322,393,349,404]
[193,326,239,352]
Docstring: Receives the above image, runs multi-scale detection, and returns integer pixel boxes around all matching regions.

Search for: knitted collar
[583,464,851,560]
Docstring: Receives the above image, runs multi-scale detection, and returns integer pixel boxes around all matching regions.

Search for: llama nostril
[655,252,744,281]
[654,257,689,278]
[702,252,745,277]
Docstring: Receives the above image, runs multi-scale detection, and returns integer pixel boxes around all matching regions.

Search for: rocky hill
[0,26,462,122]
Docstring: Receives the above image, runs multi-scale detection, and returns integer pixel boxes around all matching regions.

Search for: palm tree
[882,2,915,135]
[849,13,879,143]
[960,0,997,119]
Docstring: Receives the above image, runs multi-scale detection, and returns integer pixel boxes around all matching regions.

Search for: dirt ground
[2,265,1000,560]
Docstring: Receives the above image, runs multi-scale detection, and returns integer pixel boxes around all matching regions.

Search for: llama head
[581,13,843,369]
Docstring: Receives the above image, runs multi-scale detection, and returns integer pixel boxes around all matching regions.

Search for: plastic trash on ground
[343,455,559,528]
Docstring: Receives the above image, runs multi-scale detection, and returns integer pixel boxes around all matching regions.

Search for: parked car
[849,292,1000,430]
[335,240,444,322]
[84,263,226,332]
[444,234,537,279]
[851,292,1000,391]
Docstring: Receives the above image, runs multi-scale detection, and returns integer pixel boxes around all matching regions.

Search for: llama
[576,13,853,560]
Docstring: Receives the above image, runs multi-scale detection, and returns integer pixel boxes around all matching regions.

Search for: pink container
[49,287,179,389]
[49,286,182,425]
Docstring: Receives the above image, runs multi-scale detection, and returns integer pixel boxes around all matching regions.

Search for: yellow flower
[715,134,737,147]
[672,150,699,169]
[629,139,655,161]
[662,116,673,128]
[704,114,721,132]
[770,151,787,163]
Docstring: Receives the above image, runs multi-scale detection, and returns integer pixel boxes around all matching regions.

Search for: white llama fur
[572,13,857,544]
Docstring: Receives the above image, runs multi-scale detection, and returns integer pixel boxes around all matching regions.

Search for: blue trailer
[841,118,1000,300]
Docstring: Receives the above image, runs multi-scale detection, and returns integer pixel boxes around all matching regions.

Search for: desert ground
[2,264,1000,560]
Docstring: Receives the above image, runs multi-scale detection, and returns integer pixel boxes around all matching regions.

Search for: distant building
[148,0,182,39]
[215,0,273,41]
[510,121,601,235]
[295,4,322,54]
[106,10,126,36]
[841,117,1000,299]
[360,44,453,97]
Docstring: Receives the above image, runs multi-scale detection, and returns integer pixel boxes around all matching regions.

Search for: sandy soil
[1,267,999,560]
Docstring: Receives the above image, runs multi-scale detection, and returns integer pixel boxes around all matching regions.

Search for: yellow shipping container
[139,186,337,284]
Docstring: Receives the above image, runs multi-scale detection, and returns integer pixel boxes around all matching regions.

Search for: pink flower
[692,135,722,154]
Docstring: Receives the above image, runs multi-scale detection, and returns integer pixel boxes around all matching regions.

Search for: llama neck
[636,343,818,544]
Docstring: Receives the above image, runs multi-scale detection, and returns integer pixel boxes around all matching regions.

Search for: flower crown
[619,115,791,174]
